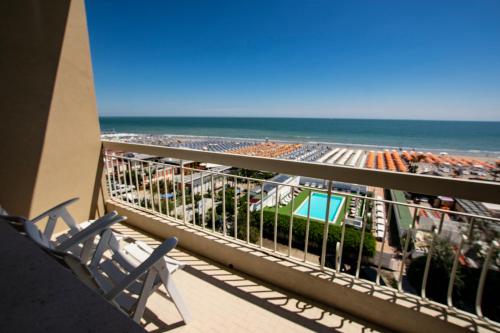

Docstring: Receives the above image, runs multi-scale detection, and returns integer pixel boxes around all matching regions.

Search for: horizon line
[98,115,500,122]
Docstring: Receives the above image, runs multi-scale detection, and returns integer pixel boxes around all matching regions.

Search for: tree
[236,169,274,180]
[407,236,464,303]
[215,187,239,217]
[125,169,143,186]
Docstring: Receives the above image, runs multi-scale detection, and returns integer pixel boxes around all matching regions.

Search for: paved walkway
[111,223,390,333]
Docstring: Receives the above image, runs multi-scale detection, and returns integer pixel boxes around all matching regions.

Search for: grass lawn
[264,189,349,225]
[390,190,412,230]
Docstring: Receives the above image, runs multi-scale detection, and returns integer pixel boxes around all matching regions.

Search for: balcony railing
[102,140,500,327]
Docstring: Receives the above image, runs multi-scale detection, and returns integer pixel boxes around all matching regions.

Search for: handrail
[102,140,500,204]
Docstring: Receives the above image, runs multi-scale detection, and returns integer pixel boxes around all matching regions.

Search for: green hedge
[251,210,375,260]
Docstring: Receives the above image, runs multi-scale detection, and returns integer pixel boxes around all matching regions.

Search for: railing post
[191,169,196,225]
[246,179,251,243]
[104,154,113,198]
[421,212,445,299]
[337,194,349,272]
[475,240,498,318]
[148,162,156,212]
[222,175,226,236]
[421,225,438,299]
[201,172,205,229]
[320,180,333,269]
[172,166,178,219]
[335,242,341,271]
[180,160,187,224]
[376,203,393,285]
[134,161,141,207]
[127,160,134,205]
[260,181,265,248]
[355,196,368,279]
[140,162,148,210]
[303,190,312,262]
[398,207,419,291]
[274,184,279,252]
[119,158,128,202]
[288,186,295,257]
[109,154,118,199]
[234,176,238,239]
[447,234,467,307]
[163,168,170,216]
[155,162,162,215]
[211,174,216,232]
[114,157,125,203]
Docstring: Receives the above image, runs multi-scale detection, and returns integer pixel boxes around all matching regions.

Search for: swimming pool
[294,192,344,223]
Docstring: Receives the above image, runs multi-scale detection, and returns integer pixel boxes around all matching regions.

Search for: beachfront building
[252,174,300,210]
[2,2,500,333]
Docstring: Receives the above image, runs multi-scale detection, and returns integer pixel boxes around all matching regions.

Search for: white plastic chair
[24,218,188,324]
[89,231,192,323]
[17,199,191,324]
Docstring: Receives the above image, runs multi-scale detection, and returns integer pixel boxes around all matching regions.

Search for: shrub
[256,210,375,264]
[407,237,499,321]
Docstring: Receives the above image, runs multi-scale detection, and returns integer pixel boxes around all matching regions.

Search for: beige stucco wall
[0,0,103,227]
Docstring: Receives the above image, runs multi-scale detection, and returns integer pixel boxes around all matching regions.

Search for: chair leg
[132,269,157,323]
[159,268,192,323]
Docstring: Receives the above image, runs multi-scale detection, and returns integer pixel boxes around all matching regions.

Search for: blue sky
[86,0,500,120]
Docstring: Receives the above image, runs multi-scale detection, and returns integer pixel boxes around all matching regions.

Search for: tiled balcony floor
[111,223,390,333]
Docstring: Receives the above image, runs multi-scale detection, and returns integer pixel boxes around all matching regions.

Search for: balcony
[101,140,500,333]
[110,222,387,332]
[3,2,499,331]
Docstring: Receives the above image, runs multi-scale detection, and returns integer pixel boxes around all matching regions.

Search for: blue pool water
[294,192,344,223]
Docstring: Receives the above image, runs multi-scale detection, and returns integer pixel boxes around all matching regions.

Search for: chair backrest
[30,198,80,240]
[104,237,178,301]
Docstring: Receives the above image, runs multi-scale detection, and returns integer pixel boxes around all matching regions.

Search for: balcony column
[0,0,103,230]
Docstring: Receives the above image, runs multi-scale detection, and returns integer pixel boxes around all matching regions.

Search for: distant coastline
[100,117,500,156]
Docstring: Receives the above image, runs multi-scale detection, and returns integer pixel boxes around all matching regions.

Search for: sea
[100,117,500,157]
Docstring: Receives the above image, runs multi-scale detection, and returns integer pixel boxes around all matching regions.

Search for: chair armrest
[105,237,178,301]
[56,212,124,252]
[134,241,185,269]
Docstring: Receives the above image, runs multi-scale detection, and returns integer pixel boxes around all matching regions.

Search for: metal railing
[102,141,500,324]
